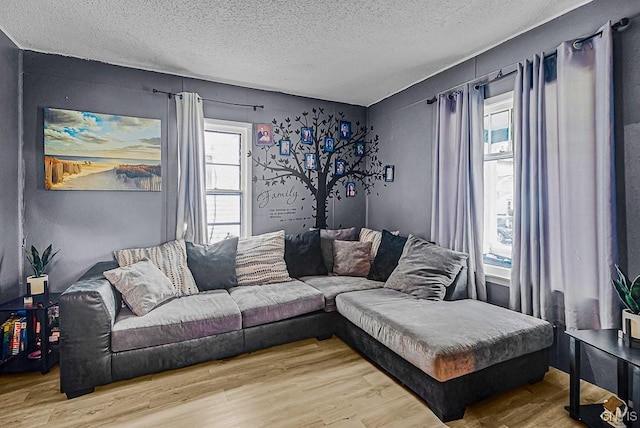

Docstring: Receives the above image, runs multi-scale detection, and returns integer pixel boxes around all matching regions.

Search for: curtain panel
[431,83,487,301]
[175,92,208,245]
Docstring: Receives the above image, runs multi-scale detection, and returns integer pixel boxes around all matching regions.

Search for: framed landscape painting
[44,108,162,191]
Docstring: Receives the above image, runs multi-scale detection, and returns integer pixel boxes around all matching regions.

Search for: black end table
[0,292,61,374]
[565,329,640,428]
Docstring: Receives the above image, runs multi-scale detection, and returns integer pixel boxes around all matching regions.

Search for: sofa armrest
[59,262,120,396]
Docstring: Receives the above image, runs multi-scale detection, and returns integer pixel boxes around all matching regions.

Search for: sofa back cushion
[186,237,239,291]
[333,240,372,277]
[285,229,327,278]
[368,230,408,282]
[103,259,176,316]
[236,230,292,286]
[384,235,468,300]
[114,239,198,296]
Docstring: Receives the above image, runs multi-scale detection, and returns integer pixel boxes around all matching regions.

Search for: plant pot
[26,274,48,296]
[622,309,640,339]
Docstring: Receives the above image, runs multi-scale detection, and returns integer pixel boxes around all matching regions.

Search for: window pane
[204,132,241,165]
[208,224,241,244]
[207,194,241,224]
[487,110,511,155]
[483,158,513,269]
[206,164,240,190]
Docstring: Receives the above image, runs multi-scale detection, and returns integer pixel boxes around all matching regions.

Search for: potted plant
[25,244,58,295]
[612,265,640,339]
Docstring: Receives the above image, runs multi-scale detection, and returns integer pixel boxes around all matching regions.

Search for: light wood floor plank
[0,337,611,427]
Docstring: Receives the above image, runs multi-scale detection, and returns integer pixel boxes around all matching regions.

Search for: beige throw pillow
[103,259,176,316]
[114,239,199,296]
[333,240,372,277]
[236,230,292,286]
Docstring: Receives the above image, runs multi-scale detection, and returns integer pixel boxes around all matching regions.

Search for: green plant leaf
[42,245,52,265]
[613,266,640,314]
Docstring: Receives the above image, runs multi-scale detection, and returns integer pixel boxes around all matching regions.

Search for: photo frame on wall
[335,159,346,176]
[256,124,273,145]
[279,139,291,156]
[346,182,356,197]
[384,165,395,182]
[301,127,314,144]
[43,107,161,192]
[304,153,317,170]
[355,141,365,157]
[324,137,335,153]
[339,120,351,140]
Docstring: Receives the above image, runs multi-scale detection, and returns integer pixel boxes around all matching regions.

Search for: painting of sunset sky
[44,108,162,191]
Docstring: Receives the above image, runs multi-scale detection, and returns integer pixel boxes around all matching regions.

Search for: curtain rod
[425,16,632,105]
[152,89,265,111]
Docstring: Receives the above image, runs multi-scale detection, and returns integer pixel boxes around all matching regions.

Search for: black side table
[565,329,640,428]
[0,292,61,374]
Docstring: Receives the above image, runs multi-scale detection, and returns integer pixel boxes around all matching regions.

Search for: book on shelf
[1,311,29,362]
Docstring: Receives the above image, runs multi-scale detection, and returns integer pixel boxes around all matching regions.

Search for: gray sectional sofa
[59,256,553,422]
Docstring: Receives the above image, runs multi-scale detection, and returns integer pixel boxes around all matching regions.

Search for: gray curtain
[431,83,487,301]
[175,92,208,244]
[510,23,617,330]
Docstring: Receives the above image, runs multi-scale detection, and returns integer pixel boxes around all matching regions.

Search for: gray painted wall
[18,53,366,295]
[0,31,20,302]
[366,0,640,396]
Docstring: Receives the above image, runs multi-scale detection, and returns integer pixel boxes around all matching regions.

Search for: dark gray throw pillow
[314,227,358,272]
[285,229,327,277]
[368,230,408,281]
[186,237,239,291]
[385,234,468,300]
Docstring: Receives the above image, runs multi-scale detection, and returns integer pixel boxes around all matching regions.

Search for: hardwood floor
[0,337,610,427]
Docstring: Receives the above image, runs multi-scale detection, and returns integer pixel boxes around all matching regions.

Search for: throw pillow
[186,237,239,291]
[359,227,400,260]
[114,239,198,296]
[284,229,327,278]
[103,259,176,316]
[314,227,358,272]
[368,230,408,282]
[385,235,468,300]
[236,230,292,286]
[332,240,372,277]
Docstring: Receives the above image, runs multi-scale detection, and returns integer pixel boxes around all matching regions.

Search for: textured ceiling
[0,0,591,106]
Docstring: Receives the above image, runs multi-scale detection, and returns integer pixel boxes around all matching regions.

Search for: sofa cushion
[236,231,292,286]
[300,275,383,312]
[111,290,242,352]
[336,289,553,382]
[385,235,467,300]
[284,229,327,278]
[229,280,325,327]
[103,259,176,316]
[316,227,358,272]
[368,230,408,282]
[114,239,199,296]
[333,240,372,277]
[186,238,239,291]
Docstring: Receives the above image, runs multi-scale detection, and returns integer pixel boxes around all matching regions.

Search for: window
[483,92,514,280]
[203,119,252,243]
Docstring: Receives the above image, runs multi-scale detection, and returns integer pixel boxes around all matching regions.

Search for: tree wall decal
[252,107,384,229]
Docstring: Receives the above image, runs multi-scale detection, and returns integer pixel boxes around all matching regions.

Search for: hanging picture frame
[339,120,351,140]
[355,141,365,157]
[304,153,317,170]
[324,137,335,153]
[256,124,273,145]
[384,165,395,182]
[346,182,356,197]
[335,159,346,176]
[279,139,291,156]
[301,127,314,144]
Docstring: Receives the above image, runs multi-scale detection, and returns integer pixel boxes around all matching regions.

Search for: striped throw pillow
[236,230,292,286]
[114,239,199,296]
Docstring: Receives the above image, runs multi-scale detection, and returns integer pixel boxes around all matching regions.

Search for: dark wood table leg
[568,336,581,420]
[38,306,49,374]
